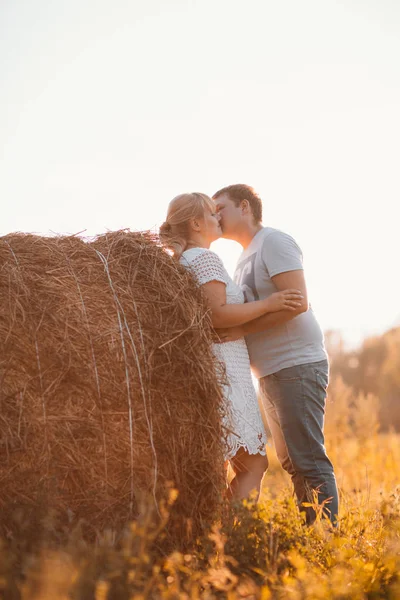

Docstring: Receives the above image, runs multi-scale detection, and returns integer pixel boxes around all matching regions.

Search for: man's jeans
[259,359,339,525]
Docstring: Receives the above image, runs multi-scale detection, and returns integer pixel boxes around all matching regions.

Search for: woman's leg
[228,447,268,501]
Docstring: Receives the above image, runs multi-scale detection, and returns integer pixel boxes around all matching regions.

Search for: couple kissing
[159,184,338,526]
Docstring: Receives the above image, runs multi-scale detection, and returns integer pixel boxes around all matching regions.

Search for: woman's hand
[215,326,245,343]
[265,289,303,313]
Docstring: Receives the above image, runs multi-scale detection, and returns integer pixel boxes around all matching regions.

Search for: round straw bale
[0,231,226,544]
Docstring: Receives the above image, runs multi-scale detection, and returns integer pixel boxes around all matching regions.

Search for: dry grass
[1,377,400,598]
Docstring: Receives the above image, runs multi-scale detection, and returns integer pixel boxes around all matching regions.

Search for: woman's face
[201,204,222,243]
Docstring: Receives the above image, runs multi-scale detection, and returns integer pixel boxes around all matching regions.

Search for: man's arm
[216,270,308,341]
[244,269,308,334]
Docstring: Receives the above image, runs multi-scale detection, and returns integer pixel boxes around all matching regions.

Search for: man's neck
[237,223,263,249]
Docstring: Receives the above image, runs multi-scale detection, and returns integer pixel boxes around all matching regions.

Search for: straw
[0,231,227,545]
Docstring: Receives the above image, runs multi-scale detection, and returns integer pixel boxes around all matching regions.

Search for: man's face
[214,193,243,239]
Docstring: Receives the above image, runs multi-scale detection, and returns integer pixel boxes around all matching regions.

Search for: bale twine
[0,231,226,543]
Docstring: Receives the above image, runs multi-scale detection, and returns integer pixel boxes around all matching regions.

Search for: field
[1,377,400,599]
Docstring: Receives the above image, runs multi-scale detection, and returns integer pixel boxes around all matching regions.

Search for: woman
[159,193,303,500]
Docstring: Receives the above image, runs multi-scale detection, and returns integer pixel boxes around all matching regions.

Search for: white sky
[1,0,399,348]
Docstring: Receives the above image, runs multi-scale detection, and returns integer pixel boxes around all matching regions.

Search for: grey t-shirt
[234,227,327,378]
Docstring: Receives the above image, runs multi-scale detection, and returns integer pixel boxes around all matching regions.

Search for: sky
[1,0,399,348]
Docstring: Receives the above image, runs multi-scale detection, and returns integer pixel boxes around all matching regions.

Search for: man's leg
[261,389,310,507]
[259,360,338,525]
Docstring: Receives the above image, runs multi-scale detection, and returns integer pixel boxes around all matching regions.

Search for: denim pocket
[270,365,301,382]
[315,368,329,392]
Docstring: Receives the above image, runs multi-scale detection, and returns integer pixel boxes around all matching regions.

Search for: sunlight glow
[1,0,399,348]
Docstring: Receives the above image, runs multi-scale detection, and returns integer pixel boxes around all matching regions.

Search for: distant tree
[328,327,400,431]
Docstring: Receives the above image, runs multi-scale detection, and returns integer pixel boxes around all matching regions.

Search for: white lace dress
[180,248,267,460]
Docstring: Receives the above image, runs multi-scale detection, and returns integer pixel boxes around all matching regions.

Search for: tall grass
[1,378,400,599]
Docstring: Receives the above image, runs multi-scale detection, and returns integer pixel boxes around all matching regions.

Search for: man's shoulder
[243,227,286,255]
[263,226,279,234]
[236,227,299,270]
[259,226,282,242]
[259,227,300,251]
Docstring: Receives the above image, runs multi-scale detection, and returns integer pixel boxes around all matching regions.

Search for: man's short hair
[213,184,262,223]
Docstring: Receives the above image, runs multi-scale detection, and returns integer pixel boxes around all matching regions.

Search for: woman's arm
[202,280,303,329]
[216,270,308,340]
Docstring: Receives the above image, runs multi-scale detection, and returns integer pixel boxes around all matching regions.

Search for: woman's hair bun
[160,221,172,233]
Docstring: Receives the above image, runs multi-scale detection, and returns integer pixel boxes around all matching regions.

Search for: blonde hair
[159,193,215,259]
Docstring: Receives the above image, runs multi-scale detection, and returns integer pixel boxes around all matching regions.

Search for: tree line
[326,326,400,431]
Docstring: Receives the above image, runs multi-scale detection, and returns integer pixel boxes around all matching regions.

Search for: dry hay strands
[0,230,226,546]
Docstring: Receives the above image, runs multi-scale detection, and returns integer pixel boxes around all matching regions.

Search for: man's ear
[240,199,250,215]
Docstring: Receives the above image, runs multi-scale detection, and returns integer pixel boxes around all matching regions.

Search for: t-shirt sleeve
[261,231,304,277]
[189,250,229,286]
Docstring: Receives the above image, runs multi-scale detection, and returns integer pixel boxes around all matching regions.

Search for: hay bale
[0,231,226,542]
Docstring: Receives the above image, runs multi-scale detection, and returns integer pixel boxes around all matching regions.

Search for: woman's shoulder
[180,247,205,267]
[181,247,222,264]
[181,247,207,259]
[180,248,229,285]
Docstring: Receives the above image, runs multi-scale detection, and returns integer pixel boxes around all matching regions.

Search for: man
[213,184,338,525]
